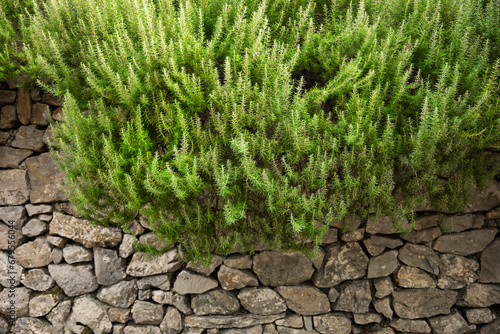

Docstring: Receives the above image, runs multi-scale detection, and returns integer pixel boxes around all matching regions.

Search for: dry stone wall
[1,80,500,334]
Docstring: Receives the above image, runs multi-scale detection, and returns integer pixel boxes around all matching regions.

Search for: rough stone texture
[276,328,318,334]
[313,242,368,287]
[334,280,372,313]
[327,287,339,303]
[0,287,29,317]
[0,205,27,228]
[123,325,162,334]
[46,235,67,248]
[237,288,287,315]
[398,243,440,275]
[21,218,48,237]
[187,255,224,276]
[313,314,351,334]
[42,123,52,145]
[160,306,183,334]
[108,307,130,323]
[31,103,51,126]
[374,277,393,298]
[15,236,52,268]
[353,313,383,325]
[50,212,122,248]
[126,249,181,277]
[41,92,63,106]
[414,214,441,230]
[437,254,479,289]
[46,300,72,333]
[275,315,303,328]
[363,236,403,256]
[138,232,168,251]
[433,228,498,256]
[25,153,67,203]
[0,222,24,249]
[0,105,19,129]
[340,228,365,242]
[219,325,263,334]
[131,300,164,325]
[276,286,330,315]
[366,216,410,234]
[0,169,30,205]
[402,227,442,244]
[479,239,500,283]
[367,250,399,278]
[29,293,61,317]
[465,308,493,324]
[0,146,33,168]
[48,264,99,297]
[63,244,93,263]
[173,270,219,295]
[191,290,240,315]
[392,288,457,319]
[52,106,63,121]
[373,297,393,320]
[459,283,500,307]
[97,280,137,308]
[253,251,314,286]
[441,214,484,232]
[184,313,286,329]
[480,318,500,334]
[137,274,171,290]
[218,265,259,290]
[119,234,135,258]
[94,247,127,285]
[396,265,436,288]
[10,317,55,334]
[486,207,500,219]
[151,290,192,315]
[428,309,476,334]
[51,247,63,264]
[390,319,431,333]
[463,182,500,213]
[21,268,54,291]
[322,227,338,244]
[11,125,45,151]
[224,255,253,269]
[0,90,16,103]
[16,89,31,125]
[67,296,113,334]
[25,204,53,217]
[138,289,152,301]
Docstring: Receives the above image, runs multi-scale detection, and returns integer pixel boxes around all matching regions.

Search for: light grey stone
[276,286,330,315]
[114,324,125,334]
[192,290,240,315]
[131,301,164,325]
[46,300,71,332]
[353,313,383,325]
[0,222,24,250]
[0,205,27,228]
[21,268,54,291]
[433,228,498,256]
[67,296,113,333]
[119,234,135,258]
[62,244,93,264]
[173,270,219,295]
[303,315,313,330]
[29,293,61,317]
[51,247,63,264]
[0,105,19,129]
[396,265,436,288]
[0,146,32,168]
[38,213,52,221]
[373,297,393,320]
[218,265,259,290]
[46,235,67,248]
[94,247,127,285]
[137,274,171,290]
[374,277,393,298]
[392,288,457,319]
[48,264,98,297]
[224,255,253,269]
[262,324,277,334]
[187,255,224,276]
[25,204,53,216]
[220,325,262,334]
[160,306,182,334]
[0,170,30,205]
[184,313,286,329]
[24,153,66,203]
[237,288,286,315]
[275,315,303,328]
[313,314,351,334]
[458,283,500,307]
[363,236,403,256]
[126,248,181,277]
[428,309,476,334]
[0,287,29,317]
[390,318,431,333]
[11,125,45,151]
[123,325,162,334]
[151,290,192,315]
[465,308,493,324]
[398,243,440,275]
[479,239,500,283]
[21,218,47,237]
[97,280,137,308]
[437,254,478,289]
[441,214,484,232]
[0,318,8,334]
[253,251,314,287]
[334,280,372,313]
[108,307,130,323]
[402,227,442,244]
[367,250,399,278]
[10,317,54,334]
[15,236,52,268]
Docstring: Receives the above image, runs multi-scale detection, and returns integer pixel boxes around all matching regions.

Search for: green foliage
[13,0,500,262]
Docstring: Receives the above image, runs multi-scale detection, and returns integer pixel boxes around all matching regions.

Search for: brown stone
[463,182,500,213]
[191,289,240,315]
[367,250,399,278]
[428,310,476,334]
[0,90,16,103]
[390,319,431,333]
[334,280,372,313]
[396,265,436,288]
[224,255,253,269]
[276,285,330,315]
[0,105,19,129]
[253,251,314,286]
[10,125,45,151]
[437,254,478,289]
[0,146,33,168]
[363,236,403,256]
[433,228,498,256]
[374,277,393,298]
[392,288,457,319]
[465,308,493,324]
[218,265,259,290]
[459,283,500,307]
[25,153,67,203]
[441,214,485,232]
[398,243,440,275]
[313,314,351,334]
[414,214,441,230]
[237,288,287,315]
[366,216,410,234]
[41,92,63,106]
[373,297,393,320]
[15,236,52,268]
[184,313,286,329]
[479,239,500,283]
[16,89,31,125]
[402,227,442,244]
[0,169,30,205]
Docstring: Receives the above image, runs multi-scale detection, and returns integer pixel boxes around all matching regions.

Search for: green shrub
[17,0,500,262]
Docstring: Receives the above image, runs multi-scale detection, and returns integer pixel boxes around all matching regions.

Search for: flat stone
[428,309,476,334]
[160,306,182,334]
[46,300,71,333]
[463,182,500,213]
[187,255,224,276]
[398,243,440,275]
[0,90,16,103]
[16,89,31,125]
[263,324,277,334]
[184,313,286,329]
[402,227,442,244]
[465,308,493,324]
[437,254,478,289]
[38,213,53,221]
[10,317,54,334]
[366,216,410,234]
[50,212,122,248]
[11,125,45,151]
[0,105,19,129]
[21,268,54,291]
[218,265,259,290]
[486,207,500,219]
[237,288,287,315]
[0,287,29,317]
[363,236,403,256]
[0,205,27,228]
[253,251,314,286]
[479,239,500,283]
[137,274,171,290]
[276,286,330,315]
[321,227,338,244]
[41,92,63,106]
[63,244,93,263]
[25,153,67,203]
[367,250,399,278]
[340,228,364,242]
[119,234,135,258]
[0,222,24,249]
[123,325,161,334]
[29,293,61,317]
[396,265,436,288]
[414,214,441,230]
[46,235,67,248]
[433,228,498,255]
[151,290,192,315]
[0,170,30,205]
[276,328,318,334]
[441,214,484,232]
[173,270,219,295]
[353,313,383,325]
[219,325,263,334]
[126,248,181,277]
[42,123,53,145]
[458,283,500,307]
[191,290,240,315]
[275,315,303,328]
[138,289,152,300]
[334,280,372,313]
[108,307,130,323]
[67,296,113,334]
[0,146,32,168]
[31,102,50,126]
[390,319,431,333]
[131,301,164,325]
[0,251,23,288]
[392,288,457,319]
[312,242,368,287]
[224,255,253,269]
[16,236,52,268]
[373,297,393,320]
[94,247,127,285]
[313,314,351,334]
[97,280,137,308]
[48,264,98,296]
[22,218,48,237]
[374,277,393,298]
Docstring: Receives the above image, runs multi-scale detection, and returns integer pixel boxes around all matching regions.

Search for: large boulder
[48,264,98,296]
[191,289,240,315]
[433,228,498,255]
[253,251,315,286]
[0,170,30,205]
[392,288,457,319]
[237,288,287,315]
[276,286,330,315]
[25,153,67,203]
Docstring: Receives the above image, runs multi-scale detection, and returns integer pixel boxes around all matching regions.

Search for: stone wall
[1,80,500,334]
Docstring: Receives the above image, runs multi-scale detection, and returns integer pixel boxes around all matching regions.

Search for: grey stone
[160,306,182,334]
[276,286,330,315]
[151,290,192,314]
[187,255,224,276]
[94,247,127,285]
[433,229,498,255]
[10,317,54,334]
[374,277,393,298]
[479,239,500,283]
[67,296,113,333]
[51,247,62,265]
[313,314,351,334]
[0,222,24,250]
[0,287,29,317]
[50,212,122,248]
[218,265,259,290]
[63,244,93,264]
[0,90,16,103]
[327,287,339,303]
[363,236,403,256]
[16,236,52,268]
[398,243,440,275]
[414,214,441,230]
[480,318,500,334]
[42,123,53,145]
[276,328,318,334]
[108,307,130,323]
[48,264,98,296]
[441,214,484,232]
[46,235,67,248]
[219,325,262,334]
[16,89,31,125]
[138,289,152,300]
[114,324,125,334]
[97,280,137,308]
[0,105,19,129]
[253,251,314,286]
[237,288,286,315]
[366,216,410,234]
[181,329,205,334]
[463,182,500,213]
[137,274,171,290]
[275,315,303,328]
[310,247,325,270]
[353,313,383,325]
[373,297,393,320]
[29,293,61,317]
[21,218,48,237]
[192,290,240,315]
[390,318,431,333]
[31,103,50,126]
[340,228,364,242]
[38,213,52,221]
[21,268,54,291]
[396,265,436,288]
[0,205,27,229]
[437,254,478,289]
[312,242,368,287]
[46,300,72,333]
[25,153,67,203]
[428,309,476,334]
[0,318,8,334]
[123,325,162,334]
[304,315,313,330]
[392,288,457,319]
[402,227,442,244]
[11,125,45,151]
[0,250,24,289]
[224,255,253,269]
[184,313,286,329]
[126,248,181,277]
[465,308,493,324]
[0,146,32,168]
[367,250,399,278]
[173,270,219,295]
[119,234,135,258]
[0,170,30,205]
[334,280,372,313]
[458,283,500,307]
[131,301,164,325]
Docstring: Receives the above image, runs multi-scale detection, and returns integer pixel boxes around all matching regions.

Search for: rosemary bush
[12,0,500,261]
